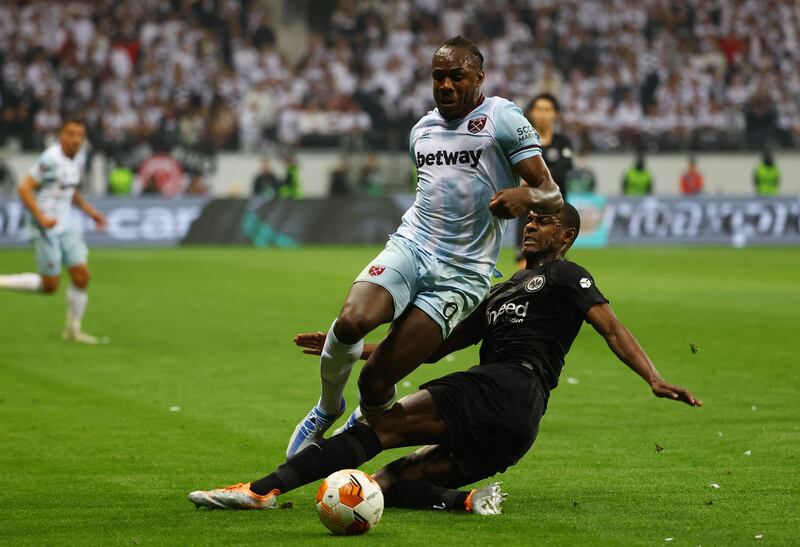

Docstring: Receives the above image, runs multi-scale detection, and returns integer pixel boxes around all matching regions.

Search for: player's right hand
[489,188,532,219]
[650,379,703,407]
[294,331,327,356]
[38,215,57,229]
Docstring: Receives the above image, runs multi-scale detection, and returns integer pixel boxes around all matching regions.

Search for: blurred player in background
[286,36,562,457]
[516,93,573,269]
[0,119,107,344]
[188,205,701,513]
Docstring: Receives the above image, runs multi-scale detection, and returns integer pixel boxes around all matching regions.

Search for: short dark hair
[437,36,484,70]
[559,202,581,240]
[527,92,560,113]
[61,116,86,129]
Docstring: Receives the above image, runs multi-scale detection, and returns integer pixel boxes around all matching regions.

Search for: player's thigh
[34,234,62,278]
[337,281,395,339]
[350,237,419,322]
[359,306,444,388]
[414,266,490,338]
[61,229,89,272]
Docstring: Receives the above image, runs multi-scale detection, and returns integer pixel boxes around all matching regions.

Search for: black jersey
[468,259,607,390]
[541,133,573,198]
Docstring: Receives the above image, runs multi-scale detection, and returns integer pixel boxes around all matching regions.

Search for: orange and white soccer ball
[315,469,384,535]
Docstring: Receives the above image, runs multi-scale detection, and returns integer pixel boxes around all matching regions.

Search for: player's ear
[562,227,577,245]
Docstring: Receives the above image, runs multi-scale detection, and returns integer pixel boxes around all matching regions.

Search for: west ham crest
[467,116,487,134]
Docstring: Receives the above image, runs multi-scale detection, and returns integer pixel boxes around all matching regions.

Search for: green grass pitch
[1,245,798,546]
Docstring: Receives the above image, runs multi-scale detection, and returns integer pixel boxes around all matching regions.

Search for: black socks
[384,480,469,511]
[250,424,383,495]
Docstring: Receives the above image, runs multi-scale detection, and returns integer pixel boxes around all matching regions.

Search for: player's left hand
[650,379,703,407]
[489,188,532,219]
[294,331,327,356]
[92,212,108,231]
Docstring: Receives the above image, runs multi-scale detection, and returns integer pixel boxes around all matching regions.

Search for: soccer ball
[315,469,384,535]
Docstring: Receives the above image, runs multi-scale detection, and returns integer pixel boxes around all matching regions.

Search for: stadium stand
[0,0,798,153]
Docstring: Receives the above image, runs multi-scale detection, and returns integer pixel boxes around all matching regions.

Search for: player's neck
[59,143,77,159]
[524,252,562,269]
[538,127,553,145]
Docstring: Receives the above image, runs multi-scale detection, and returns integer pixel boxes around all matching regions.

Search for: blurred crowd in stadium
[0,0,798,155]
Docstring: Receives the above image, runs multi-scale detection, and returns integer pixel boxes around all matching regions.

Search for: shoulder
[409,112,441,140]
[488,278,513,297]
[39,144,61,163]
[486,96,525,120]
[548,259,595,286]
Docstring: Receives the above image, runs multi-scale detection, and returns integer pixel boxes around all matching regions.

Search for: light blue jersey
[394,96,542,276]
[26,143,87,235]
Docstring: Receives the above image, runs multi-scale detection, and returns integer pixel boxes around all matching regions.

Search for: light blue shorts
[33,227,89,276]
[354,236,491,338]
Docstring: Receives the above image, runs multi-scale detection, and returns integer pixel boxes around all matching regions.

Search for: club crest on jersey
[579,277,593,288]
[467,116,487,134]
[525,275,545,292]
[368,265,385,277]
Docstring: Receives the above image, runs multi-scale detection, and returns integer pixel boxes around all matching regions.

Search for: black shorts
[420,361,549,486]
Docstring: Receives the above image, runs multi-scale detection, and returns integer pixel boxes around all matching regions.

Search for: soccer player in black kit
[188,204,702,515]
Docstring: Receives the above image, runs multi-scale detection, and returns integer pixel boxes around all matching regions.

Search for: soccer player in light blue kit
[0,118,108,343]
[287,37,563,456]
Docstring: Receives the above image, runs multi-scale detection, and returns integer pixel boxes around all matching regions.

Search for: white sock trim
[318,319,364,415]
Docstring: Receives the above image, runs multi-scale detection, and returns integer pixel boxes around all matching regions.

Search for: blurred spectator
[745,92,778,150]
[108,166,134,195]
[526,93,573,200]
[252,158,280,197]
[0,0,798,153]
[281,153,301,199]
[753,150,780,196]
[357,154,383,196]
[185,175,208,196]
[0,152,16,194]
[622,153,654,196]
[565,154,596,195]
[679,156,705,195]
[329,158,351,196]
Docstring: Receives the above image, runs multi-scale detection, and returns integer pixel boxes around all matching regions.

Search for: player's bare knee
[41,277,59,294]
[69,267,90,289]
[357,365,393,403]
[334,311,372,344]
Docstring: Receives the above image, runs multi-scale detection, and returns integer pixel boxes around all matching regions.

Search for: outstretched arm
[586,303,702,407]
[72,190,107,229]
[295,304,486,363]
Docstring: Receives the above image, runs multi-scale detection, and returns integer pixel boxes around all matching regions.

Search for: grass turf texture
[0,246,798,546]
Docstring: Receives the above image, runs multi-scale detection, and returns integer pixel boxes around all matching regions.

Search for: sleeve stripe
[508,144,542,158]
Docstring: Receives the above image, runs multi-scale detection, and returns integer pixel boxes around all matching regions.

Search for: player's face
[59,122,86,158]
[522,212,563,257]
[431,47,484,121]
[529,99,556,130]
